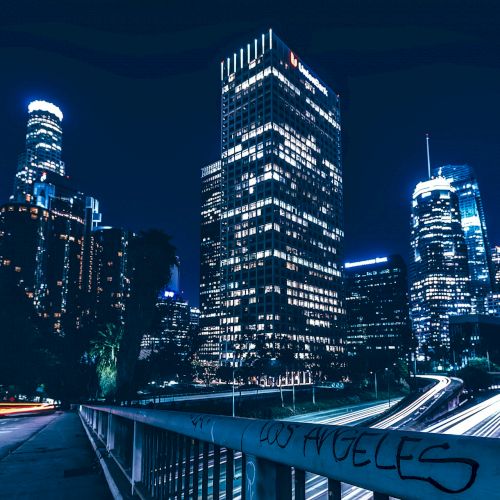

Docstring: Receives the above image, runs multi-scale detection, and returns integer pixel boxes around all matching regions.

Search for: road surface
[134,387,289,405]
[426,392,500,437]
[0,413,57,460]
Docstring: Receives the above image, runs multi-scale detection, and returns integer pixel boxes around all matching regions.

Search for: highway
[288,375,459,500]
[134,387,289,405]
[426,392,500,437]
[179,375,457,499]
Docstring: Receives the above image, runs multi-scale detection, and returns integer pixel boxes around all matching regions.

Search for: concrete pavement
[0,411,111,499]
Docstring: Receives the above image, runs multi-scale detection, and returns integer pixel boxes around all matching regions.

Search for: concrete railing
[79,405,500,500]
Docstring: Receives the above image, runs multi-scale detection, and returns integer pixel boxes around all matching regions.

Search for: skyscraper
[345,255,411,357]
[491,246,500,290]
[90,226,131,329]
[199,160,222,365]
[1,100,100,334]
[433,165,493,313]
[14,100,65,203]
[410,177,472,352]
[218,30,344,367]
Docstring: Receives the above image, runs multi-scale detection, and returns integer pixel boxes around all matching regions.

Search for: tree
[116,230,176,401]
[90,324,123,399]
[458,357,498,392]
[0,267,48,397]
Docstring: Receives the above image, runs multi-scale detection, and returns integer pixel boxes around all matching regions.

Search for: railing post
[131,421,144,495]
[327,479,341,499]
[106,413,115,451]
[245,455,292,500]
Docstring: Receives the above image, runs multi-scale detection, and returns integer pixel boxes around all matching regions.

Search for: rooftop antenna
[426,133,431,179]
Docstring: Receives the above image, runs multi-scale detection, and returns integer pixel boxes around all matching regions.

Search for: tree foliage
[90,323,123,399]
[116,230,176,401]
[458,357,497,392]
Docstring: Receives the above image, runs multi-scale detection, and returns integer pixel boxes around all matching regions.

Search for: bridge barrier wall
[79,404,500,500]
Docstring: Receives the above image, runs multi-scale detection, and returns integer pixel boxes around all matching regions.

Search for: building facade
[433,165,493,313]
[14,101,65,203]
[449,314,500,365]
[345,255,411,356]
[492,246,500,290]
[199,160,223,365]
[218,31,344,367]
[0,100,100,335]
[90,227,131,329]
[410,177,472,353]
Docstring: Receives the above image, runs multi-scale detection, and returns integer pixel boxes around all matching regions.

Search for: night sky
[1,1,500,306]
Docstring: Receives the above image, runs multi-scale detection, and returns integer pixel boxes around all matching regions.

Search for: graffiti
[191,414,212,430]
[259,421,301,449]
[303,426,479,494]
[259,421,480,495]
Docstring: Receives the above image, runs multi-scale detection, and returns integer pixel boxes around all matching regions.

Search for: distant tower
[198,160,222,365]
[14,100,65,203]
[433,164,494,313]
[410,177,472,351]
[345,255,411,357]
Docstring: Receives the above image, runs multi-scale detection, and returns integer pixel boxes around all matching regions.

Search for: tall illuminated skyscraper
[433,164,493,313]
[410,177,472,352]
[492,246,500,290]
[199,160,222,365]
[1,100,101,335]
[14,100,65,203]
[218,30,344,367]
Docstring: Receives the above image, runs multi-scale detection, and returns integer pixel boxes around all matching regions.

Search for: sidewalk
[0,411,111,499]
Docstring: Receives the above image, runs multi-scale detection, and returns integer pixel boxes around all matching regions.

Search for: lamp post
[385,367,391,407]
[370,371,378,400]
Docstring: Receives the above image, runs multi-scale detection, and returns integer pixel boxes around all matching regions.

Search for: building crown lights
[345,257,388,269]
[28,100,63,121]
[413,177,453,199]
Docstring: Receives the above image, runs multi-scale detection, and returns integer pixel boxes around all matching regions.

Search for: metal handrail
[80,404,499,500]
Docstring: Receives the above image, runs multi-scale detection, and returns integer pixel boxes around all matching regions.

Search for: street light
[369,371,378,400]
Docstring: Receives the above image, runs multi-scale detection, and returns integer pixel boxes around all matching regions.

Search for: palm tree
[90,323,123,399]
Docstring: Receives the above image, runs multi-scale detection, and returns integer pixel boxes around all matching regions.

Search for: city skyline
[2,3,500,305]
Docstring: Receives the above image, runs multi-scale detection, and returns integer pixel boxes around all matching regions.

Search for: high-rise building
[433,165,493,313]
[345,255,411,356]
[218,30,344,367]
[492,246,500,290]
[90,227,131,329]
[0,203,50,312]
[1,100,100,334]
[410,177,472,353]
[199,160,222,365]
[141,274,197,359]
[14,101,65,203]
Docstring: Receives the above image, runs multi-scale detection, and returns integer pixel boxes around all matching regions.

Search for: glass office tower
[199,161,223,365]
[410,177,472,352]
[14,100,65,203]
[345,255,411,356]
[492,246,500,290]
[433,165,493,313]
[219,30,344,367]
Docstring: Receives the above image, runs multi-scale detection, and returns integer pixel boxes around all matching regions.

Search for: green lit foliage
[90,323,123,399]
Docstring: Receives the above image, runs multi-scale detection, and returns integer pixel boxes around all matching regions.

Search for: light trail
[0,402,55,417]
[426,393,500,437]
[373,375,451,429]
